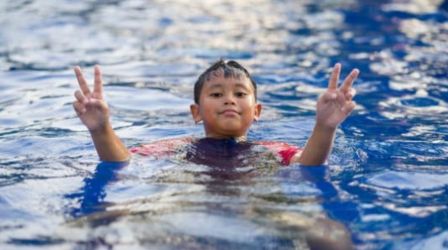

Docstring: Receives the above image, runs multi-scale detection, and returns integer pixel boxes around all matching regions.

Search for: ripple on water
[106,86,191,112]
[379,95,448,120]
[368,170,448,190]
[359,170,448,220]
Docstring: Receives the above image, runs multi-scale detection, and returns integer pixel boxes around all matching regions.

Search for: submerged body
[72,138,353,250]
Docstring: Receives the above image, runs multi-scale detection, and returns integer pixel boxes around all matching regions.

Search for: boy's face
[190,72,261,139]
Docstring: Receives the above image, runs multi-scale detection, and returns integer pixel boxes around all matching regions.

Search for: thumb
[341,101,356,115]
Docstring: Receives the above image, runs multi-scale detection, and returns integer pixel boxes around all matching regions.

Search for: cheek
[242,105,256,117]
[199,105,215,118]
[241,100,256,110]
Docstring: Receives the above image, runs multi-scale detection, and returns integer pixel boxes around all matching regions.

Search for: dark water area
[0,0,448,249]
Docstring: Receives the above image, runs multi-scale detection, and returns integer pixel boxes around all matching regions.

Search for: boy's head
[190,59,262,139]
[193,59,257,104]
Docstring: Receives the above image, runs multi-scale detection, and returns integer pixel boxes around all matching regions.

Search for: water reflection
[66,161,128,220]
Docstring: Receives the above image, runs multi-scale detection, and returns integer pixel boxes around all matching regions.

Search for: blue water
[1,0,448,249]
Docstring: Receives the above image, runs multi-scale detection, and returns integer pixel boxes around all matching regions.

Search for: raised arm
[295,63,359,166]
[73,65,130,162]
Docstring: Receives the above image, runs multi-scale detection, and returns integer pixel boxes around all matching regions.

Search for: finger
[93,65,103,98]
[328,63,341,90]
[340,68,359,93]
[74,66,91,96]
[346,88,357,101]
[74,90,86,104]
[73,101,86,115]
[341,101,356,115]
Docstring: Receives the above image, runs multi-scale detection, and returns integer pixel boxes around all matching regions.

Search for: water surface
[1,0,448,249]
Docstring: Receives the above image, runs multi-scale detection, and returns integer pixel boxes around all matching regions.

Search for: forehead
[203,70,253,90]
[203,76,253,90]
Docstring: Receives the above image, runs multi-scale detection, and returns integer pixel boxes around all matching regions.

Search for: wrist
[89,122,113,136]
[313,122,337,134]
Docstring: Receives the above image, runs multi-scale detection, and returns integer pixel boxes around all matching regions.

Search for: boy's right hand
[73,65,110,132]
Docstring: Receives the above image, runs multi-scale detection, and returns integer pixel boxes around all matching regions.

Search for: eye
[235,92,247,97]
[210,92,222,98]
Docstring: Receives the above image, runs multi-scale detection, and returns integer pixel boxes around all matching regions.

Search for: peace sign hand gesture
[316,63,359,129]
[73,65,110,132]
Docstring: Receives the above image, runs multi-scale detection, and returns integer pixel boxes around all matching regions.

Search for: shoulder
[129,136,194,157]
[255,141,302,166]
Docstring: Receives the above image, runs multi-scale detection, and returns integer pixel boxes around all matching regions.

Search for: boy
[73,60,358,165]
[73,60,358,250]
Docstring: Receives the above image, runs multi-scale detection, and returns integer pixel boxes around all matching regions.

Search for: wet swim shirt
[129,137,301,166]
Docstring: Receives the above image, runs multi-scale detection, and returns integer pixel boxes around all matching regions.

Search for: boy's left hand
[315,63,359,129]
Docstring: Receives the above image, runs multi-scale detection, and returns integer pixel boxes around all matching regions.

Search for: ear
[190,104,202,123]
[253,103,262,121]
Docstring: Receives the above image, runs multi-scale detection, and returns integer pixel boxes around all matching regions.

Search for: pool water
[1,0,448,249]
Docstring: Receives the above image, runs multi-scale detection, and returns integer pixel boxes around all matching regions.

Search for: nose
[223,93,236,105]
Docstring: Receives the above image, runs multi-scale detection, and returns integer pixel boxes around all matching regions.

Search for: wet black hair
[193,59,257,104]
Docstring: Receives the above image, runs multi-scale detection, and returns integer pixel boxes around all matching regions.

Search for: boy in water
[73,60,358,250]
[73,60,358,165]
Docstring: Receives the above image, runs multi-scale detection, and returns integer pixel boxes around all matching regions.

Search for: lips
[219,109,240,115]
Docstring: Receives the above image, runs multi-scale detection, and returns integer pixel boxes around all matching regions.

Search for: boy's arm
[89,123,130,162]
[294,63,359,166]
[296,124,336,166]
[73,66,130,162]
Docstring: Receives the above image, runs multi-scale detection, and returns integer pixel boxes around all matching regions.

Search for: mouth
[219,109,240,116]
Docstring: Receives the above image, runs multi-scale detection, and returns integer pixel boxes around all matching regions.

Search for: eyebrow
[207,83,251,90]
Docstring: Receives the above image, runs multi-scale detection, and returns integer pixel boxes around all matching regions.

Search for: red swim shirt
[129,138,301,166]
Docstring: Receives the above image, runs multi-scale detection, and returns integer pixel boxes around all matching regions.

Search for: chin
[220,127,248,138]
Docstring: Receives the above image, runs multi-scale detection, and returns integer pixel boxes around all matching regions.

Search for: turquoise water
[1,0,448,249]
